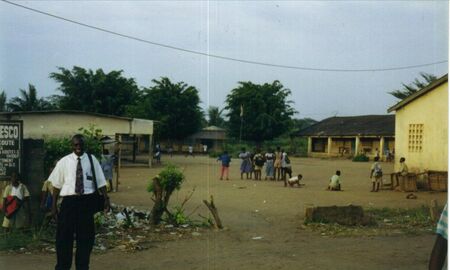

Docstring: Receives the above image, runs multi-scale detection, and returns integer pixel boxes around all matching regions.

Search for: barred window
[408,124,423,152]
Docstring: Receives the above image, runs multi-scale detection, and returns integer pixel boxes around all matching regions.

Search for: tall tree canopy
[290,118,317,134]
[389,72,438,100]
[0,91,6,112]
[225,80,295,143]
[50,66,139,116]
[7,84,53,112]
[127,77,203,140]
[207,106,225,127]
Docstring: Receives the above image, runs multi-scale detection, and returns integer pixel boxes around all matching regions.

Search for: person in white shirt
[48,134,110,270]
[328,170,342,191]
[287,174,303,187]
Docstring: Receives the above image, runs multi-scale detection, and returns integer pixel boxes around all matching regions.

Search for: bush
[352,154,369,162]
[44,125,103,173]
[147,164,184,193]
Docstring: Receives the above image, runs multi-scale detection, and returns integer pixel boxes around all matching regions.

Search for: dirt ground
[0,156,447,269]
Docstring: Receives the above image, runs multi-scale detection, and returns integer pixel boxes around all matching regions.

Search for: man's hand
[103,196,111,213]
[51,205,58,223]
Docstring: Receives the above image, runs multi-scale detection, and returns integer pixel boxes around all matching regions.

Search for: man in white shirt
[49,134,110,270]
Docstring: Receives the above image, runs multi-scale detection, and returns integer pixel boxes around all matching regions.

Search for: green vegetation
[128,77,203,142]
[6,84,53,112]
[50,66,139,116]
[225,80,296,143]
[389,72,438,100]
[148,164,185,225]
[352,154,369,162]
[44,125,103,173]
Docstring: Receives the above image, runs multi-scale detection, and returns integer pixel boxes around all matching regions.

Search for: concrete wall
[394,82,448,172]
[1,113,153,139]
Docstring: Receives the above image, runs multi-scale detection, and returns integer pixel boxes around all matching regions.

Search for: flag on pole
[240,104,244,117]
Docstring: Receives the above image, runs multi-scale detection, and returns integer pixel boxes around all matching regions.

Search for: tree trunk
[203,195,223,229]
[151,177,165,225]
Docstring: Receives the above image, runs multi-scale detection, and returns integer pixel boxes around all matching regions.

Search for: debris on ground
[2,203,208,255]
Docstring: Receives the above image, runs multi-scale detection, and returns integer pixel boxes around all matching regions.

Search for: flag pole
[239,104,243,144]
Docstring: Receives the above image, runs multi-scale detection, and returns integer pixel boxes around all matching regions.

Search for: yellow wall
[394,82,448,172]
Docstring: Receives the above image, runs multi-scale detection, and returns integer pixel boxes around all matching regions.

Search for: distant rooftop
[296,115,395,137]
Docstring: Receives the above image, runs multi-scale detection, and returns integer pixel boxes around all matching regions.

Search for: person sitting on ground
[370,156,383,192]
[328,170,342,191]
[287,174,303,187]
[398,157,408,176]
[2,172,31,231]
[217,150,231,180]
[253,151,265,181]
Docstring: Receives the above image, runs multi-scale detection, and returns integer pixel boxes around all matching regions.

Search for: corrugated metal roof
[296,115,395,137]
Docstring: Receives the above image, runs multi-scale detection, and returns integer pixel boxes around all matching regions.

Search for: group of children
[217,147,302,187]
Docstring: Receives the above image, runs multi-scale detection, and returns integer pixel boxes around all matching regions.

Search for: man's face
[72,137,85,156]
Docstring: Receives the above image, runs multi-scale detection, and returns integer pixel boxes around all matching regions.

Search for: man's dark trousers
[55,194,95,270]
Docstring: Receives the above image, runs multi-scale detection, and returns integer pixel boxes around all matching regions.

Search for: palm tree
[7,84,53,111]
[389,72,438,100]
[0,91,6,112]
[207,106,225,127]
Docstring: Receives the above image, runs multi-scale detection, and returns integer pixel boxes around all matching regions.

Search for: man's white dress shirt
[49,152,106,196]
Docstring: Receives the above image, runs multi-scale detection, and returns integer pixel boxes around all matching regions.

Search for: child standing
[101,149,115,192]
[370,156,383,192]
[264,149,275,180]
[2,172,31,230]
[253,151,265,181]
[217,151,231,180]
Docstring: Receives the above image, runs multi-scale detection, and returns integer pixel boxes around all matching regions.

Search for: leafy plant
[148,165,185,225]
[352,154,369,162]
[44,125,103,173]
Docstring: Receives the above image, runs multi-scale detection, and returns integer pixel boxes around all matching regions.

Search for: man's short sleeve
[92,155,107,188]
[48,159,64,189]
[2,185,11,198]
[22,184,30,198]
[436,204,448,240]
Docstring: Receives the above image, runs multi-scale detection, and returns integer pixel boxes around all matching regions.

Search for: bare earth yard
[0,156,447,269]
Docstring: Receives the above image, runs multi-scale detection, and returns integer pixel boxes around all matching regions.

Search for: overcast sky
[0,1,448,120]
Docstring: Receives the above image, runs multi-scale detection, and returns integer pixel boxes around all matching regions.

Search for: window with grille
[408,124,423,152]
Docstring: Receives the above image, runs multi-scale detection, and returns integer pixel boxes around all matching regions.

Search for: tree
[50,66,139,116]
[290,118,317,134]
[207,106,225,127]
[127,77,203,141]
[389,72,438,100]
[7,84,53,111]
[225,80,296,143]
[0,91,6,112]
[147,165,185,225]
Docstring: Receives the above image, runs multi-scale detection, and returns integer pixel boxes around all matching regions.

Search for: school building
[0,110,155,166]
[387,74,448,173]
[296,115,395,159]
[160,125,226,153]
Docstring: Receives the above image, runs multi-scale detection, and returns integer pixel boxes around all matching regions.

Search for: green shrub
[352,154,369,162]
[147,164,184,193]
[44,125,103,174]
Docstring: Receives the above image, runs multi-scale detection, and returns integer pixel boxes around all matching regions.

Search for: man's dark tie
[75,157,84,194]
